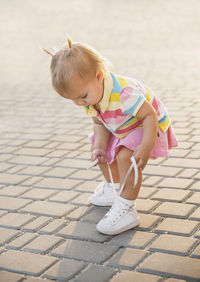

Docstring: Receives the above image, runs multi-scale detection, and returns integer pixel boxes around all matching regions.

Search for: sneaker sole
[97,219,139,235]
[91,201,113,207]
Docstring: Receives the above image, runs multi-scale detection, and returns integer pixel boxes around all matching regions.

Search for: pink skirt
[89,126,178,164]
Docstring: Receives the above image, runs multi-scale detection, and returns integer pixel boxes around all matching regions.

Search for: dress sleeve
[120,85,146,117]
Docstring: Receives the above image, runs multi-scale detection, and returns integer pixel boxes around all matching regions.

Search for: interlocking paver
[189,181,200,191]
[0,213,35,229]
[151,188,191,202]
[110,271,161,282]
[0,271,24,282]
[51,239,119,263]
[136,199,159,213]
[153,202,195,218]
[0,185,30,197]
[57,221,111,242]
[140,252,200,280]
[191,244,200,258]
[157,177,193,189]
[0,196,31,212]
[189,208,200,221]
[6,233,38,250]
[20,188,56,200]
[42,258,86,281]
[0,227,20,245]
[162,158,200,169]
[72,264,116,282]
[23,234,63,254]
[48,190,80,203]
[149,234,198,255]
[109,230,156,249]
[143,165,182,177]
[0,250,57,276]
[154,218,199,236]
[20,200,74,217]
[22,216,51,232]
[138,214,161,231]
[34,178,80,190]
[186,192,200,205]
[106,248,147,269]
[0,173,29,185]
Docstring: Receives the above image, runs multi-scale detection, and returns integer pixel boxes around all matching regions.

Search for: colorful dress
[85,73,178,164]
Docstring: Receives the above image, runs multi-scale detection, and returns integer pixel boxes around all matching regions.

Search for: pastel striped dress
[85,73,178,164]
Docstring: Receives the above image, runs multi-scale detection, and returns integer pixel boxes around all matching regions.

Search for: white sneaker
[88,181,120,206]
[96,196,139,235]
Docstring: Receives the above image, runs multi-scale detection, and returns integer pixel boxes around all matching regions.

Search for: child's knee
[116,147,133,164]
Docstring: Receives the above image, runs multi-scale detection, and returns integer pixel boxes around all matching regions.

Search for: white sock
[119,196,135,207]
[109,182,120,190]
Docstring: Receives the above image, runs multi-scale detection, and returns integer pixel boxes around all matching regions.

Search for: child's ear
[96,70,103,81]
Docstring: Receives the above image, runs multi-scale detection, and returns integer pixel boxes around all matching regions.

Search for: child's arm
[134,101,158,170]
[91,117,111,164]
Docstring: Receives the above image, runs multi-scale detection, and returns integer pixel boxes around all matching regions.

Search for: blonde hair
[48,38,111,97]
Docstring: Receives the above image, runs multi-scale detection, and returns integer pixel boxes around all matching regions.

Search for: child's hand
[91,149,107,165]
[133,144,151,171]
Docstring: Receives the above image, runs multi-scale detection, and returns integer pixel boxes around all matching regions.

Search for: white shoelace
[108,155,138,195]
[94,181,112,196]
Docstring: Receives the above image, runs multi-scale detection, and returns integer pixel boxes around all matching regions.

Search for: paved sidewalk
[0,0,200,281]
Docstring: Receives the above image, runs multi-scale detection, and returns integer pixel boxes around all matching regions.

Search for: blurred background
[0,0,199,130]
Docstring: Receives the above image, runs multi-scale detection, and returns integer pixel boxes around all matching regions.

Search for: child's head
[48,38,111,106]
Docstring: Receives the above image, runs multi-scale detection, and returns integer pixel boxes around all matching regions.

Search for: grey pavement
[0,0,200,281]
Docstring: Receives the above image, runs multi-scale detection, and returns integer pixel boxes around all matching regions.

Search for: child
[43,38,178,235]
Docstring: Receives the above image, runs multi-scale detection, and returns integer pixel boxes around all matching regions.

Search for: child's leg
[98,160,120,183]
[116,147,142,200]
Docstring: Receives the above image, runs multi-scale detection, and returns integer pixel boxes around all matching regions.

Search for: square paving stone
[20,188,56,200]
[0,196,31,212]
[136,199,159,213]
[23,234,63,254]
[43,258,86,281]
[22,216,51,232]
[39,219,67,234]
[20,201,74,217]
[162,158,200,169]
[81,206,109,223]
[0,185,30,197]
[6,233,38,250]
[109,230,156,249]
[155,218,199,236]
[0,213,35,229]
[0,227,20,245]
[0,173,29,185]
[140,252,200,280]
[153,202,195,218]
[151,188,191,202]
[106,248,147,269]
[149,234,198,255]
[0,250,57,276]
[34,178,80,190]
[189,208,200,220]
[51,239,119,263]
[67,206,91,220]
[137,214,161,230]
[158,177,193,189]
[0,270,23,282]
[57,221,111,242]
[110,270,161,282]
[73,264,117,282]
[48,190,80,203]
[186,192,200,204]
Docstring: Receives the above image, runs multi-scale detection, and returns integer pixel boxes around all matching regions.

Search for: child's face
[63,71,104,107]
